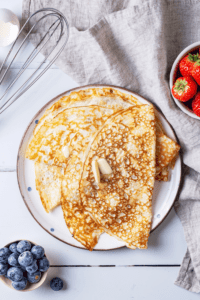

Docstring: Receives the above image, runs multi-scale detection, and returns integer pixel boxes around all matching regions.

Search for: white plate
[17,85,181,250]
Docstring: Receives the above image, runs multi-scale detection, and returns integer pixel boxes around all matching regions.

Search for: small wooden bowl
[0,240,48,292]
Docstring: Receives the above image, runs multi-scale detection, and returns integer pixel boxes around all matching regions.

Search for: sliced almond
[62,145,70,158]
[92,160,100,183]
[97,158,112,175]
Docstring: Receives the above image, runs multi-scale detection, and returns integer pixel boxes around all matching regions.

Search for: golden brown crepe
[80,105,156,249]
[34,162,63,213]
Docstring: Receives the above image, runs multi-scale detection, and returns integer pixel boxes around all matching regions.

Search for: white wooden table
[0,1,198,299]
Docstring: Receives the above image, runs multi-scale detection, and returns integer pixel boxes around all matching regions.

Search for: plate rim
[16,84,182,251]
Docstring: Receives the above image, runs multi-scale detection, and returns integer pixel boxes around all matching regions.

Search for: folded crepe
[34,162,63,213]
[155,118,180,181]
[80,105,156,249]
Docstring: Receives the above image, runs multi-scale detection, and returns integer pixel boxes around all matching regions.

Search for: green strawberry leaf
[195,60,200,66]
[188,53,199,62]
[174,79,187,92]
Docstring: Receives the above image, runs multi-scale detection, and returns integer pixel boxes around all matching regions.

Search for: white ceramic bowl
[0,240,48,292]
[0,8,20,47]
[169,41,200,120]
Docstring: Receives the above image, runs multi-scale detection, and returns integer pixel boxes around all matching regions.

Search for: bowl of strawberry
[170,42,200,119]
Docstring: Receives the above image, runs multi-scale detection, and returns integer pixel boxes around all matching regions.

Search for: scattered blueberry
[38,257,50,272]
[17,241,31,253]
[35,120,39,124]
[18,251,33,267]
[28,187,32,192]
[50,277,63,291]
[12,277,27,290]
[26,259,38,274]
[8,253,20,267]
[9,243,19,254]
[31,245,44,260]
[7,267,23,282]
[0,263,8,275]
[0,247,11,264]
[50,228,54,232]
[27,270,41,283]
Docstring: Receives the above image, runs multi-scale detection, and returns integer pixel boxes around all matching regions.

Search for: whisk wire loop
[0,8,69,114]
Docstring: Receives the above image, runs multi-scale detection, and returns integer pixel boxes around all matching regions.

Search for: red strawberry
[179,53,199,77]
[191,60,200,85]
[192,92,200,117]
[172,76,197,102]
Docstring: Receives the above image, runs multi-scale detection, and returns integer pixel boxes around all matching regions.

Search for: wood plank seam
[49,265,181,267]
[0,169,16,172]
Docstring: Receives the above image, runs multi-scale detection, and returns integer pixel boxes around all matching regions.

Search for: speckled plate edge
[17,84,182,251]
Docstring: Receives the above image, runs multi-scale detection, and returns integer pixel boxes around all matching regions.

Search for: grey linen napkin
[22,0,200,293]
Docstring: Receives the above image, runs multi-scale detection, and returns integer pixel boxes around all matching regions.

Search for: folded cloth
[22,0,200,292]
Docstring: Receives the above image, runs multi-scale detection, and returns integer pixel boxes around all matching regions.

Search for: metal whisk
[0,8,69,114]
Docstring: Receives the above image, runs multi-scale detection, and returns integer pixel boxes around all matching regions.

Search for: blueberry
[12,277,27,290]
[18,251,33,267]
[0,247,11,264]
[31,243,35,249]
[31,245,44,259]
[27,270,41,283]
[7,267,23,282]
[17,241,31,253]
[26,259,38,274]
[0,263,8,275]
[20,265,26,271]
[38,257,50,272]
[50,277,63,291]
[8,253,19,267]
[9,243,19,254]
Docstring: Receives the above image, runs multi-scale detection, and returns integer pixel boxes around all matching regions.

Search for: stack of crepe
[26,88,180,250]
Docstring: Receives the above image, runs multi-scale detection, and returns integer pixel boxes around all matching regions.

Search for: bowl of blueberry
[0,240,50,291]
